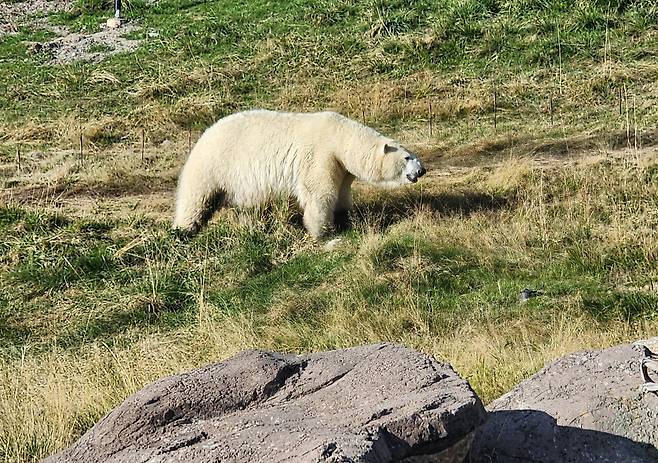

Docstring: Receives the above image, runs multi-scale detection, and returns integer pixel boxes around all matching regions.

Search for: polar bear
[173,110,426,238]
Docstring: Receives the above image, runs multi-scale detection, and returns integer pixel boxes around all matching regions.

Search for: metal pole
[115,0,121,18]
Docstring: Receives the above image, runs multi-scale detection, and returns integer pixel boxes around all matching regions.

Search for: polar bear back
[185,110,380,206]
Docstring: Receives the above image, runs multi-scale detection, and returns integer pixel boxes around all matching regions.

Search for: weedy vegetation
[1,0,658,461]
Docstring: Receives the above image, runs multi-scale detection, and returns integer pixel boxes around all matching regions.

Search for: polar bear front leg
[303,197,336,238]
[299,168,341,239]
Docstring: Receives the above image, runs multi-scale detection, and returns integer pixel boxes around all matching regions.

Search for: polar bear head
[372,141,426,187]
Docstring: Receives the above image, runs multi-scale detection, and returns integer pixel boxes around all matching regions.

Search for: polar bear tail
[172,164,225,235]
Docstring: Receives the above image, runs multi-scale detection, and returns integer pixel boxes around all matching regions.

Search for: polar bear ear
[383,143,397,154]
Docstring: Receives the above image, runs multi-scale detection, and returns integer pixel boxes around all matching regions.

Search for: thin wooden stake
[604,17,609,65]
[188,128,192,156]
[16,145,21,171]
[493,90,497,131]
[550,93,554,125]
[618,87,622,116]
[79,132,84,165]
[141,128,145,163]
[633,95,637,150]
[428,102,433,137]
[557,23,563,95]
[357,94,365,123]
[624,84,630,148]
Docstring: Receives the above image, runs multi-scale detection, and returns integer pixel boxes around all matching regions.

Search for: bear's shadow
[338,189,509,233]
[223,189,509,236]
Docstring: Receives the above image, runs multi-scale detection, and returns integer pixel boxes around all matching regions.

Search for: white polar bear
[173,110,426,238]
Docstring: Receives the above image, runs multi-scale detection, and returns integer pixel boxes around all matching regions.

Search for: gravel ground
[5,0,145,64]
[1,0,72,36]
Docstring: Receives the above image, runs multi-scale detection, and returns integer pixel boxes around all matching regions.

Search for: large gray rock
[45,343,486,463]
[470,342,658,462]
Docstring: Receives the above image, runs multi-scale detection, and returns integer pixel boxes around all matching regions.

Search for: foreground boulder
[470,341,658,462]
[45,344,486,463]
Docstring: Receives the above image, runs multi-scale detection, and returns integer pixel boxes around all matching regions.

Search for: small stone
[323,237,342,251]
[519,288,541,303]
[106,17,121,29]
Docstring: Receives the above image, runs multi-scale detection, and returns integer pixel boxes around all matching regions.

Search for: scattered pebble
[323,238,342,251]
[106,17,122,30]
[519,288,542,303]
[31,23,142,64]
[1,0,72,37]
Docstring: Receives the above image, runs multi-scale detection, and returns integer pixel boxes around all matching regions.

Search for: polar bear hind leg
[173,171,226,235]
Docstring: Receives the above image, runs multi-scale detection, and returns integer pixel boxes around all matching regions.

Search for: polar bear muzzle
[403,154,426,184]
[381,143,426,185]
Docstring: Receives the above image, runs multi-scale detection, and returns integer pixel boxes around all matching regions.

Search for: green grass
[2,155,658,461]
[1,155,656,356]
[2,0,658,139]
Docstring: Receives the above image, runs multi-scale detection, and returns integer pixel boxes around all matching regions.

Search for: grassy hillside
[1,1,658,461]
[3,0,658,147]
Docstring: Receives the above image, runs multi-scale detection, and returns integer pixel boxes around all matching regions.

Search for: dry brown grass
[5,58,658,154]
[1,299,650,462]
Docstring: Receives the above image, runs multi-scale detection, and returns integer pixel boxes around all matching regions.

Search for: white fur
[173,110,425,238]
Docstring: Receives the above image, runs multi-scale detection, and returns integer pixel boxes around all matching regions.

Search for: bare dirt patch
[6,0,144,64]
[1,0,72,36]
[31,22,142,64]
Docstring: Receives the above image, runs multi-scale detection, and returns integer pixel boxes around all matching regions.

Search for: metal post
[115,0,121,18]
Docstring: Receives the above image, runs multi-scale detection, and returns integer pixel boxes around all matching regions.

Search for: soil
[32,22,142,64]
[1,0,72,37]
[5,0,144,64]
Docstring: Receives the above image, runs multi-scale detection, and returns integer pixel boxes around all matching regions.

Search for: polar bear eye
[404,156,411,161]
